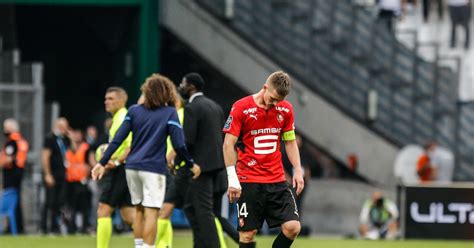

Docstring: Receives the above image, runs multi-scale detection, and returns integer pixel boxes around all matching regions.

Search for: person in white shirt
[377,0,406,32]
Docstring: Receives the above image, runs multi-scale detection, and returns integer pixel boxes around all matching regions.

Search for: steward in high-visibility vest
[66,142,89,183]
[65,130,92,233]
[1,126,29,190]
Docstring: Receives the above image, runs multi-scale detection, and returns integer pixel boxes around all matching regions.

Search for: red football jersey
[223,95,295,183]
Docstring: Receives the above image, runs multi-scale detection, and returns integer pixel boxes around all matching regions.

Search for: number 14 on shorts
[237,203,249,228]
[237,203,249,218]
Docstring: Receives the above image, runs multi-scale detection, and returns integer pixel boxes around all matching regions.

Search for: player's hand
[45,173,55,187]
[293,167,305,196]
[226,165,241,202]
[228,187,241,203]
[104,160,116,170]
[168,162,176,174]
[91,163,106,180]
[190,164,201,179]
[166,150,176,166]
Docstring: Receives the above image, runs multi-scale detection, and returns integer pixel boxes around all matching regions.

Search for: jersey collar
[113,107,128,119]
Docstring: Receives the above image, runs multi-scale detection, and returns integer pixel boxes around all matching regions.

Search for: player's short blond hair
[106,86,128,103]
[267,71,290,97]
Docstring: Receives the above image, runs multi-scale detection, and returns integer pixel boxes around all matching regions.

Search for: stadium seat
[0,188,19,235]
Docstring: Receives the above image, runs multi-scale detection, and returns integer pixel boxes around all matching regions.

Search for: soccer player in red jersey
[223,71,304,248]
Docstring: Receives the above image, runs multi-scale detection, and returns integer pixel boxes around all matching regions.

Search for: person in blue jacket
[92,73,201,248]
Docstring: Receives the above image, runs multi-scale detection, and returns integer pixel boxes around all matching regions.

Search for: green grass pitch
[0,233,473,248]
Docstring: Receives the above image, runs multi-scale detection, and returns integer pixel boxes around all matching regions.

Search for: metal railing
[0,45,45,232]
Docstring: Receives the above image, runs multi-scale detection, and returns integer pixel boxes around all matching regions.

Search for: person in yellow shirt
[96,87,135,248]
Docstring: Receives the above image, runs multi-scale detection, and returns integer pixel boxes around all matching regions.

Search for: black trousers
[423,0,444,22]
[41,179,66,233]
[15,187,24,234]
[449,5,471,48]
[65,182,91,233]
[213,189,239,243]
[183,170,221,248]
[378,9,396,33]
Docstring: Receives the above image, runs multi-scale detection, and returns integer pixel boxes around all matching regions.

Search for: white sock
[143,243,155,248]
[134,239,144,248]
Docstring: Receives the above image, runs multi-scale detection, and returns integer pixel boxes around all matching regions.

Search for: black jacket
[183,94,225,172]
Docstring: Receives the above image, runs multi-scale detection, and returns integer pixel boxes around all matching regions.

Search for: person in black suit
[178,73,226,248]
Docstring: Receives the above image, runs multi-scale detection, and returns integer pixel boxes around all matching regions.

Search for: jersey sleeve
[100,111,133,165]
[111,108,132,159]
[166,108,184,155]
[167,110,185,149]
[167,110,194,168]
[43,135,55,150]
[223,103,243,137]
[282,103,296,141]
[122,131,132,150]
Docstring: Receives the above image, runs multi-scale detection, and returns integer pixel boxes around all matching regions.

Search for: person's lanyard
[56,137,68,167]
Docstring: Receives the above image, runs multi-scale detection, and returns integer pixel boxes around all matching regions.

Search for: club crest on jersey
[239,218,245,227]
[277,114,284,123]
[224,116,233,130]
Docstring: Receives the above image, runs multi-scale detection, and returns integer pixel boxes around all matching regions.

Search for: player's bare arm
[42,148,55,187]
[223,132,241,203]
[0,152,13,167]
[284,139,304,195]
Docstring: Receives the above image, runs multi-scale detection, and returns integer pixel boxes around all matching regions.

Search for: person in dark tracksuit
[41,117,70,234]
[178,73,227,248]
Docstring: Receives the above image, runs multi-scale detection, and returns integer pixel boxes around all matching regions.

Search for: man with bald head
[41,117,71,234]
[0,118,29,233]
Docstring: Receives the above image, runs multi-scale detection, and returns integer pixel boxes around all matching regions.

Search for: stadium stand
[193,0,474,180]
[162,0,401,186]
